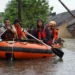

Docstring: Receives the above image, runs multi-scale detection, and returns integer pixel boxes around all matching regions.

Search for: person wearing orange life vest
[47,21,59,44]
[12,19,27,40]
[34,19,51,44]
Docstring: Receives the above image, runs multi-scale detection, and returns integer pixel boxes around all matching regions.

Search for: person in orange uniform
[47,21,60,48]
[48,21,58,43]
[12,19,27,40]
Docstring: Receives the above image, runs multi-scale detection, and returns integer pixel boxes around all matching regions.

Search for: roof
[48,10,75,26]
[67,19,75,27]
[67,20,75,32]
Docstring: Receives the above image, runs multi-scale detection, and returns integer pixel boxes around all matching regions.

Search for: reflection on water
[0,39,75,75]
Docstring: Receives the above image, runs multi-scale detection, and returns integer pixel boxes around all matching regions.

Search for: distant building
[48,10,75,38]
[67,19,75,38]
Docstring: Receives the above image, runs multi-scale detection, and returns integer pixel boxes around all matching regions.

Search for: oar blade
[52,48,64,58]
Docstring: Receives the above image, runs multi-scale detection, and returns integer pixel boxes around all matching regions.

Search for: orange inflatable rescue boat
[0,41,60,60]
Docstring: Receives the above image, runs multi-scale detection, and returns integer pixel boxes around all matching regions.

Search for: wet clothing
[53,29,58,41]
[49,29,58,39]
[34,27,51,44]
[12,25,26,40]
[0,26,14,41]
[49,29,54,39]
[14,25,22,40]
[49,28,58,43]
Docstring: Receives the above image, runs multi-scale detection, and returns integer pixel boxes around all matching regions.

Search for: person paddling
[12,19,27,40]
[24,19,64,58]
[34,19,51,44]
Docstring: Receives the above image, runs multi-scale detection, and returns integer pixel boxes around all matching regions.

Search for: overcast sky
[49,0,75,14]
[0,0,11,12]
[0,0,75,14]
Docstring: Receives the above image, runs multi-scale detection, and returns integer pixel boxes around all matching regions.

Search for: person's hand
[52,39,55,44]
[24,36,28,40]
[7,26,11,30]
[48,46,52,50]
[22,31,28,35]
[40,40,43,42]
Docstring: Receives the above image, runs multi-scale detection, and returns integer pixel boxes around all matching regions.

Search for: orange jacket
[14,25,26,39]
[53,29,58,41]
[37,29,46,40]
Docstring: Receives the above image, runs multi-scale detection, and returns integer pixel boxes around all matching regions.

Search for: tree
[0,12,4,23]
[4,0,53,28]
[4,0,18,24]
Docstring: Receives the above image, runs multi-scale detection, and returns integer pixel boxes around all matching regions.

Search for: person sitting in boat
[12,19,27,40]
[0,19,16,41]
[47,21,59,44]
[34,19,51,45]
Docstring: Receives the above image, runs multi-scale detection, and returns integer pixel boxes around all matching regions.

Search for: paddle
[24,30,64,58]
[0,28,7,40]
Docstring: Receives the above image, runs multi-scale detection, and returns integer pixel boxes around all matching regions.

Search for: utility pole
[59,0,75,18]
[18,0,21,22]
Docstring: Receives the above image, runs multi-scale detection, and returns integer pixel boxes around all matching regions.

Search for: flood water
[0,39,75,75]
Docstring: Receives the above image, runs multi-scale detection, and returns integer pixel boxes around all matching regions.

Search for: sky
[49,0,75,14]
[0,0,75,14]
[0,0,11,12]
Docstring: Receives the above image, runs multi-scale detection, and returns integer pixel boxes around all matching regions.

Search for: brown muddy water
[0,39,75,75]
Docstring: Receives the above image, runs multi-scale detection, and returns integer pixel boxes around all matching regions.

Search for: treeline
[0,12,4,23]
[4,0,53,28]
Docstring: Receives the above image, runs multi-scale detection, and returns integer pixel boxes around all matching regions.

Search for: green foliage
[4,0,18,24]
[0,12,4,23]
[4,0,53,28]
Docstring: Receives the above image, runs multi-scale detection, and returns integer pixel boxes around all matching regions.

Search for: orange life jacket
[14,25,22,39]
[49,29,58,40]
[37,29,46,40]
[47,29,58,45]
[53,29,58,40]
[37,29,52,45]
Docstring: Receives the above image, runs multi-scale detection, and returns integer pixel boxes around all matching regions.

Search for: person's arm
[10,29,16,34]
[11,25,17,34]
[7,25,17,34]
[22,31,28,40]
[52,29,58,43]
